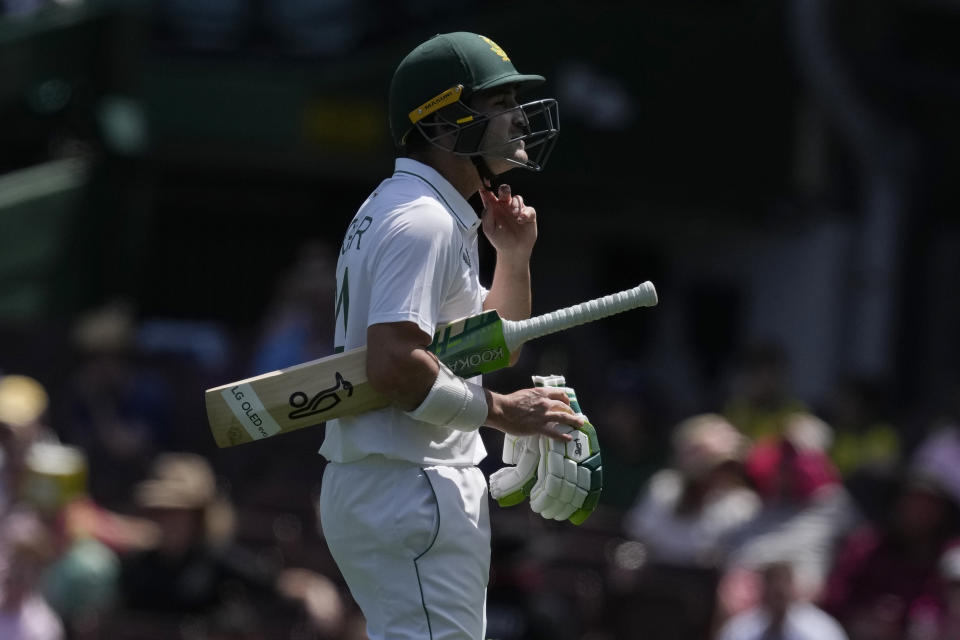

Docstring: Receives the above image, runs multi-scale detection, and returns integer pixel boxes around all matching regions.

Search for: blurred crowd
[3,1,960,639]
[0,376,356,640]
[0,241,956,640]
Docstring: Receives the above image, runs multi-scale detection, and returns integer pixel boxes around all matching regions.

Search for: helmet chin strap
[471,155,498,192]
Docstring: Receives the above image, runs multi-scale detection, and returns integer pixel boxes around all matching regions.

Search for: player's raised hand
[484,387,580,442]
[479,184,537,259]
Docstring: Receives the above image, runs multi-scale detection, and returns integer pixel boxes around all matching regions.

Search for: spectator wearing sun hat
[624,413,761,567]
[0,374,58,516]
[115,453,346,638]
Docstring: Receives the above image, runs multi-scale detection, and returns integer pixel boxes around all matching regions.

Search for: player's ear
[417,114,459,152]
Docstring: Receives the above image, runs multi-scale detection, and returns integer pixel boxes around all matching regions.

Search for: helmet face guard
[409,87,560,172]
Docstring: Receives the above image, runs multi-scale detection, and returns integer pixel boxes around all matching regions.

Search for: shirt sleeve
[366,198,457,336]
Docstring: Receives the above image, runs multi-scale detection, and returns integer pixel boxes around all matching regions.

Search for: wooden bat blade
[207,310,512,448]
[204,347,389,447]
[206,281,659,448]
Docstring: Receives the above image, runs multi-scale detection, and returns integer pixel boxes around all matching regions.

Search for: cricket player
[318,32,580,639]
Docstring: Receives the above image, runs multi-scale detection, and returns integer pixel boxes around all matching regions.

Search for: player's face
[472,87,528,173]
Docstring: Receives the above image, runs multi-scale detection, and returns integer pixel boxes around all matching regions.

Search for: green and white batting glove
[488,432,539,506]
[488,375,564,507]
[528,381,602,525]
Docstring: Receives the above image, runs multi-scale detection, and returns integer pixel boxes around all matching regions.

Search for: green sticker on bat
[429,310,511,376]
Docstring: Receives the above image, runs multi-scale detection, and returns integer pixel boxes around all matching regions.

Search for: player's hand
[485,387,580,443]
[528,384,603,525]
[479,184,537,260]
[488,374,562,507]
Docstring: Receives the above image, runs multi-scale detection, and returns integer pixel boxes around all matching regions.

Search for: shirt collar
[393,158,481,235]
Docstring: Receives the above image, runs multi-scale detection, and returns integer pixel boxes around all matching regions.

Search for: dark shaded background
[2,0,960,638]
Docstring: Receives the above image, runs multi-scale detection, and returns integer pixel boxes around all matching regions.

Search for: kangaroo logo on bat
[288,372,354,420]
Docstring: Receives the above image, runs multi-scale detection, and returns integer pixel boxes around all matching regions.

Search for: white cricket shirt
[319,158,488,466]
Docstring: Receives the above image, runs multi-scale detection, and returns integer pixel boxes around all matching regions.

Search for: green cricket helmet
[388,32,559,172]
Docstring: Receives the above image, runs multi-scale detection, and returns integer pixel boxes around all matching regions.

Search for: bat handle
[502,281,658,351]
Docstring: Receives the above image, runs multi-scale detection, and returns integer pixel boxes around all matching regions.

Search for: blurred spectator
[0,511,64,640]
[606,415,758,640]
[62,301,174,509]
[113,452,345,638]
[593,365,673,509]
[0,375,57,516]
[909,426,960,508]
[821,427,960,640]
[720,414,858,615]
[717,562,848,640]
[723,342,808,443]
[623,413,759,567]
[822,377,901,525]
[913,545,960,640]
[249,241,336,375]
[20,442,155,639]
[119,452,263,614]
[40,537,119,640]
[0,374,150,639]
[0,370,157,637]
[884,544,960,640]
[823,376,901,478]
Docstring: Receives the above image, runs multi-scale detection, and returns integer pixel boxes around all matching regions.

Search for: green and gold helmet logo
[480,35,510,62]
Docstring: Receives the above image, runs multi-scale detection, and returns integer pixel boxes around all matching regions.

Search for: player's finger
[541,421,574,442]
[478,188,497,210]
[517,205,536,223]
[538,388,572,405]
[511,195,524,216]
[498,183,512,202]
[546,409,584,429]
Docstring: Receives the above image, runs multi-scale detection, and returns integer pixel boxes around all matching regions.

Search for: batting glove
[488,375,565,507]
[488,433,539,506]
[528,382,602,525]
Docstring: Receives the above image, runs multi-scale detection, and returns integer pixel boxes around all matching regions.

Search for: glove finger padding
[528,383,602,525]
[500,434,522,464]
[489,434,539,506]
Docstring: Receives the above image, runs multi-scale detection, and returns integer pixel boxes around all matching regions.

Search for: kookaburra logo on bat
[288,372,354,420]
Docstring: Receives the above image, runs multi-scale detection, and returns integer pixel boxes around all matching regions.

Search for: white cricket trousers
[319,456,491,640]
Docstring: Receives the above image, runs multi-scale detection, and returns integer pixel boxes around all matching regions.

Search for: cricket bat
[206,281,658,447]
